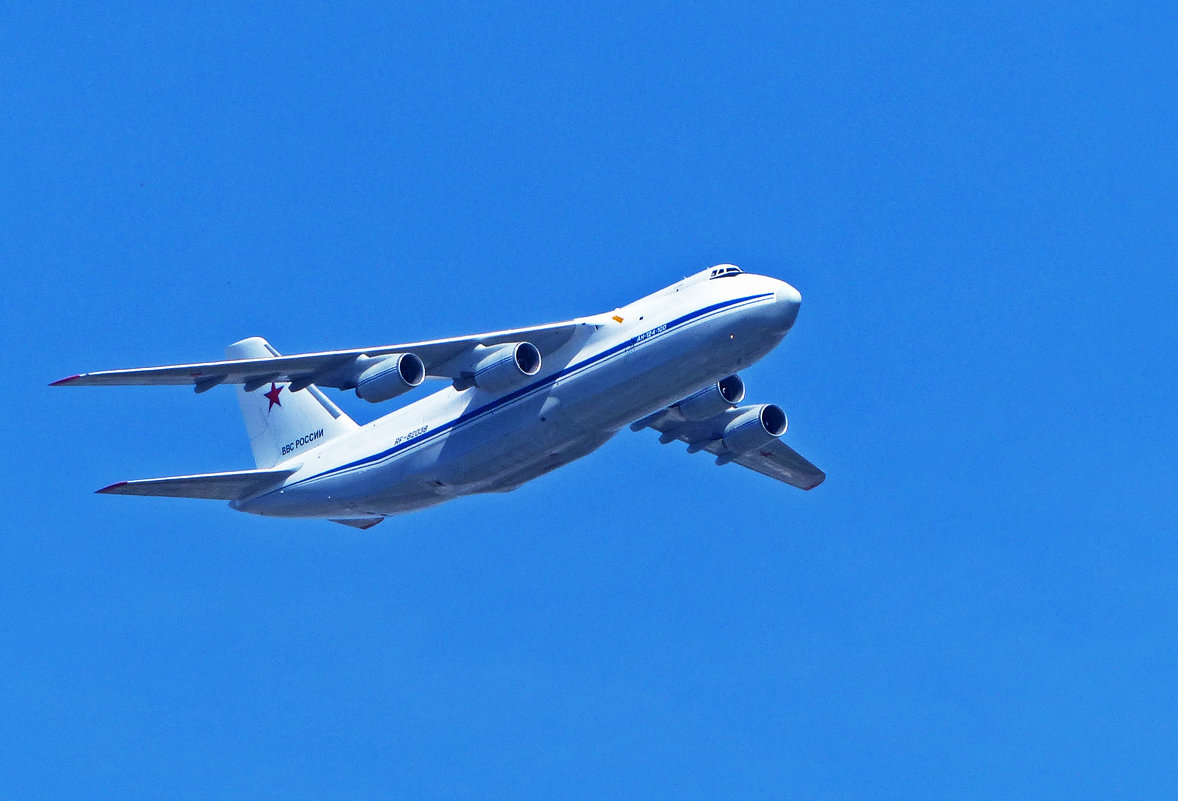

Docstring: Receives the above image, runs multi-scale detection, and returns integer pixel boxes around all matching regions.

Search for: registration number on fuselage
[393,425,428,447]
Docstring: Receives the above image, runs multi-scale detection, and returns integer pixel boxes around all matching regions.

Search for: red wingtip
[49,374,82,386]
[96,481,128,494]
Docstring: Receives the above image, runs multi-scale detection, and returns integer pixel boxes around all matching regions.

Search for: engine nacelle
[468,341,542,393]
[675,375,745,421]
[722,404,788,454]
[355,352,426,403]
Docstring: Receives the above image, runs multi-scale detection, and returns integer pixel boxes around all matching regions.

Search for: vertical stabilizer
[226,337,359,468]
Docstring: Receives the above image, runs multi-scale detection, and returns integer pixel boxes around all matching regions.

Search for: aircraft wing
[97,467,296,500]
[725,441,826,490]
[631,407,826,491]
[51,321,585,390]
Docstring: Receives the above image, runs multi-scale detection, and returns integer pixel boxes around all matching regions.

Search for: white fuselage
[233,271,801,519]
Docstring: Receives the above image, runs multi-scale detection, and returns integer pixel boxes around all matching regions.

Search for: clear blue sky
[3,2,1176,798]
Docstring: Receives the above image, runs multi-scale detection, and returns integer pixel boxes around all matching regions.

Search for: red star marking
[264,383,283,412]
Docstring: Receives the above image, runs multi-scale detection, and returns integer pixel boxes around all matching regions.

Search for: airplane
[52,264,824,529]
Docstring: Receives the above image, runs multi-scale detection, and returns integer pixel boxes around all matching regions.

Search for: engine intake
[722,404,788,454]
[675,375,745,421]
[467,341,542,393]
[355,353,426,403]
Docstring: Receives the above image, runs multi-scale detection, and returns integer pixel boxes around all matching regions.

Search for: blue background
[4,2,1176,798]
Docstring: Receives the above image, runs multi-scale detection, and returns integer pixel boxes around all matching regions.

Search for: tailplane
[97,467,296,500]
[226,337,359,468]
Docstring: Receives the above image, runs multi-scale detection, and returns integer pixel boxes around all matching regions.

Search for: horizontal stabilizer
[97,467,295,500]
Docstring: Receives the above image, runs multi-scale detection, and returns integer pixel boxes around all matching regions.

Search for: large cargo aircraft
[53,265,824,528]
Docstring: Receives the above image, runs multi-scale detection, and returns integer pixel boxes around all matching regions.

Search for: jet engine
[674,375,745,421]
[354,353,426,403]
[722,404,788,453]
[465,342,542,393]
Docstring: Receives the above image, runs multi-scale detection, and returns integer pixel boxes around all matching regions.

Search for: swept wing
[632,406,825,491]
[52,321,584,390]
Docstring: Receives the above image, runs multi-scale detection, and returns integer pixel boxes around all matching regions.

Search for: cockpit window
[709,266,743,279]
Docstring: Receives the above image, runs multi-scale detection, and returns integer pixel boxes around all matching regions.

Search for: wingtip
[96,481,128,494]
[803,473,827,491]
[50,374,82,387]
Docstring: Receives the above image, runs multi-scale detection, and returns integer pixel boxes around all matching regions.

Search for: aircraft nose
[774,281,802,329]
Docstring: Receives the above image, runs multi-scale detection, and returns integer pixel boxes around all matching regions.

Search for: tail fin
[226,337,359,468]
